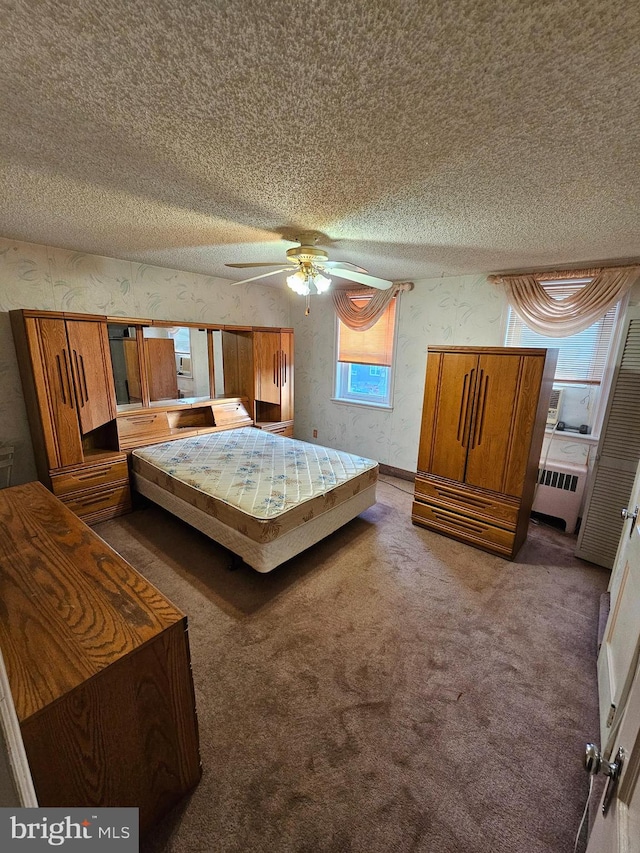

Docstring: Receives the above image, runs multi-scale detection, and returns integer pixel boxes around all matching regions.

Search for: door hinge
[606,703,616,728]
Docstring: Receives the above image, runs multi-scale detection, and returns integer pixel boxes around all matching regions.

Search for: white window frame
[503,279,629,438]
[332,296,399,410]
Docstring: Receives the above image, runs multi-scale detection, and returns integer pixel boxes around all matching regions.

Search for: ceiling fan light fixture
[286,265,332,297]
[313,272,331,294]
[286,269,310,296]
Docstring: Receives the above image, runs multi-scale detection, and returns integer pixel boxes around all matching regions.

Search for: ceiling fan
[226,234,393,296]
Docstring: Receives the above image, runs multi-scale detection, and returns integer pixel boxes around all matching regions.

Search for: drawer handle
[74,494,114,507]
[75,467,112,481]
[433,509,486,534]
[436,487,491,509]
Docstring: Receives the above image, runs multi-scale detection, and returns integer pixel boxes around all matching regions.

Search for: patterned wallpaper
[291,275,507,472]
[2,234,638,486]
[0,236,291,485]
[290,277,640,474]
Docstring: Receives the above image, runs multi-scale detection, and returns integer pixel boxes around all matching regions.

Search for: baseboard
[378,464,415,482]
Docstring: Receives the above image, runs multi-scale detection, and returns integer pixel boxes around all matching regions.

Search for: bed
[131,427,379,572]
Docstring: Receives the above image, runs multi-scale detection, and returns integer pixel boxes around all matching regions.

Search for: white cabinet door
[597,459,640,757]
[587,657,640,853]
[587,459,640,853]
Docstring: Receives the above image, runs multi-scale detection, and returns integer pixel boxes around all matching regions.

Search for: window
[505,278,625,434]
[169,327,192,376]
[334,295,397,407]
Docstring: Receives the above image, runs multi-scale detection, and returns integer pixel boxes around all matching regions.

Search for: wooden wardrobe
[412,346,557,559]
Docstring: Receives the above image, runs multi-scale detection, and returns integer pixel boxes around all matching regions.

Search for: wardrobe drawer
[414,476,519,529]
[60,483,132,523]
[51,459,129,496]
[412,499,515,557]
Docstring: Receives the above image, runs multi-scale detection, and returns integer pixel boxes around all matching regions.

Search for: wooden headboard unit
[116,397,253,451]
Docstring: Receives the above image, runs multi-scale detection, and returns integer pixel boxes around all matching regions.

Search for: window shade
[505,282,618,383]
[338,297,396,366]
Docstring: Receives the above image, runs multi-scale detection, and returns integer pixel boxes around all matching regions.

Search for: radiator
[531,461,588,534]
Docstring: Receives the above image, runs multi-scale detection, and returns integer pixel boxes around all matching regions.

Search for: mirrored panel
[107,323,142,409]
[212,329,225,397]
[144,326,211,404]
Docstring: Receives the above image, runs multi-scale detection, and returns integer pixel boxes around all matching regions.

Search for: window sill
[331,397,393,412]
[545,426,599,444]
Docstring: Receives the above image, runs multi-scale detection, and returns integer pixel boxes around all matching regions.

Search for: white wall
[0,236,292,485]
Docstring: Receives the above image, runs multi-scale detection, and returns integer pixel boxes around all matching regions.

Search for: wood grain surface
[0,482,184,722]
[0,481,201,830]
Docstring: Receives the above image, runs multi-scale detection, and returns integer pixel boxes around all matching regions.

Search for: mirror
[212,330,225,397]
[143,326,211,404]
[107,324,142,409]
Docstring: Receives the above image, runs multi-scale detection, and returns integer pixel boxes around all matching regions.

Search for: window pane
[336,362,391,405]
[505,283,618,383]
[334,294,397,407]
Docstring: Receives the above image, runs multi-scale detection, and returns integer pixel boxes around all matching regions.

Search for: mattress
[131,428,378,569]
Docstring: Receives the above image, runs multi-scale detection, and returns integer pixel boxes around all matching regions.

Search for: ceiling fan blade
[330,269,393,290]
[322,261,369,273]
[231,267,292,286]
[226,262,297,269]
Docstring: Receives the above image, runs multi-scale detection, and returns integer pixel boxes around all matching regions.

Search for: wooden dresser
[0,482,201,832]
[412,346,557,559]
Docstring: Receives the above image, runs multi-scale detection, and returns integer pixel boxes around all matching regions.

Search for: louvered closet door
[576,309,640,568]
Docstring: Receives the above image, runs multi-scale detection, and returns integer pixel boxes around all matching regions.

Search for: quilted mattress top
[131,427,378,521]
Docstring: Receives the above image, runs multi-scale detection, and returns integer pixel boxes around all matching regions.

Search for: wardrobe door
[254,330,281,405]
[35,318,84,467]
[463,354,522,493]
[65,320,117,434]
[279,330,294,422]
[427,351,478,483]
[146,338,179,401]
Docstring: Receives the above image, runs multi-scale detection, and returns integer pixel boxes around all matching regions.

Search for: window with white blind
[334,295,397,407]
[505,278,625,433]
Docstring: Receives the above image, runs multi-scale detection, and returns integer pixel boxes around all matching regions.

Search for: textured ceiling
[1,0,639,286]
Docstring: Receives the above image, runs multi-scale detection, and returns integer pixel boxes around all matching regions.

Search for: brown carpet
[95,475,609,853]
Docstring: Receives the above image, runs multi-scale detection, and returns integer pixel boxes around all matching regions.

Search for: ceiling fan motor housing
[286,245,329,265]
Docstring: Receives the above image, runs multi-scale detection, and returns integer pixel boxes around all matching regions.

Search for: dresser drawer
[412,499,515,556]
[51,459,129,496]
[414,476,519,529]
[60,483,132,523]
